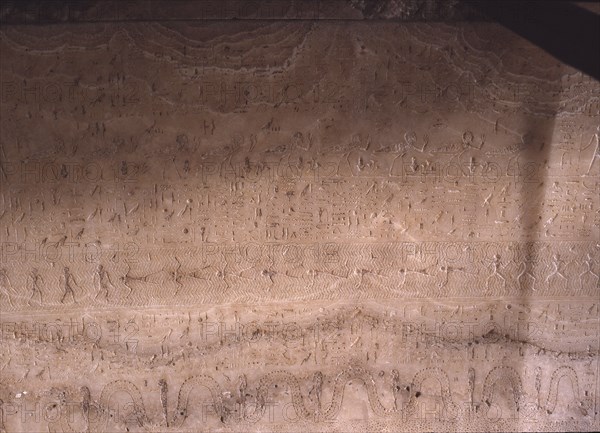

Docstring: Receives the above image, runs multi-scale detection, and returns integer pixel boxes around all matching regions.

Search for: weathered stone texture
[0,1,598,432]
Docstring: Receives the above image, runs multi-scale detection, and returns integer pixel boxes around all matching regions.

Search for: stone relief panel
[0,1,598,432]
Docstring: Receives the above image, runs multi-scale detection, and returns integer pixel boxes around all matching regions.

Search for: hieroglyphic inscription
[0,2,598,432]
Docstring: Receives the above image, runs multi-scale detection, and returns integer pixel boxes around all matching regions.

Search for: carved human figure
[158,379,169,427]
[0,398,5,433]
[305,268,318,291]
[395,267,432,291]
[236,374,247,407]
[309,371,324,419]
[409,156,419,173]
[516,253,537,291]
[169,257,183,295]
[255,386,266,412]
[462,130,485,150]
[451,130,486,172]
[261,269,276,286]
[28,268,44,306]
[94,264,115,301]
[437,265,468,290]
[119,262,160,299]
[291,131,313,151]
[60,266,79,304]
[582,125,600,175]
[301,268,346,292]
[468,368,476,409]
[579,253,599,290]
[399,131,428,153]
[398,268,407,288]
[388,131,428,176]
[534,367,542,410]
[438,265,450,289]
[0,268,14,308]
[391,369,403,410]
[80,386,91,431]
[486,254,506,290]
[352,268,368,292]
[546,254,567,284]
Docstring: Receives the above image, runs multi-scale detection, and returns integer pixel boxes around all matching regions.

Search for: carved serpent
[545,365,580,414]
[170,374,224,427]
[56,366,528,430]
[58,380,147,432]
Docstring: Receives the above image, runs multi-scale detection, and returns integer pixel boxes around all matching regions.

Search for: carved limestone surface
[0,1,598,432]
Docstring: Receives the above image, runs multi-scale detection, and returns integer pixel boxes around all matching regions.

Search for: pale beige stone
[0,2,598,432]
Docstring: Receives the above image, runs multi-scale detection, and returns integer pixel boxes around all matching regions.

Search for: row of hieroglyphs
[0,15,599,433]
[1,184,597,242]
[2,78,598,115]
[0,241,598,308]
[1,22,599,117]
[1,174,598,243]
[2,144,599,182]
[1,126,598,246]
[1,300,597,353]
[1,300,598,430]
[2,125,599,178]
